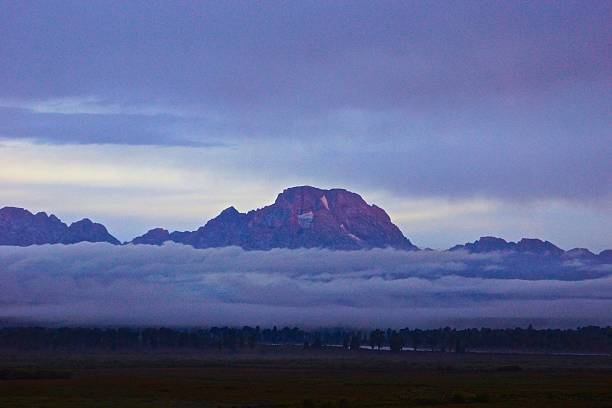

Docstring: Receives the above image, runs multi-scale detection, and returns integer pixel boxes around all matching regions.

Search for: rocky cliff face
[131,186,417,250]
[0,207,119,246]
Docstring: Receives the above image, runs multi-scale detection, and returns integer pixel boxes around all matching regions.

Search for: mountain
[2,190,610,257]
[131,228,171,246]
[449,236,513,253]
[449,236,612,263]
[0,207,119,246]
[450,236,564,256]
[0,207,67,246]
[598,250,612,263]
[62,218,120,245]
[131,186,418,250]
[561,248,597,260]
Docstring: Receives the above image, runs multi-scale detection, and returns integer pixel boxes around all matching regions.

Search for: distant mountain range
[0,207,119,246]
[451,236,612,263]
[1,186,610,261]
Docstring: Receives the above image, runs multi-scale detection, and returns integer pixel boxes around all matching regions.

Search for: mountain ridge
[0,207,119,246]
[133,186,418,251]
[1,186,610,260]
[449,236,611,262]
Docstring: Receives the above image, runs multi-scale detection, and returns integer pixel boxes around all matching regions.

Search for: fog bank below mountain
[1,243,610,328]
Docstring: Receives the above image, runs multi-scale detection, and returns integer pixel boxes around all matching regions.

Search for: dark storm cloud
[1,244,611,327]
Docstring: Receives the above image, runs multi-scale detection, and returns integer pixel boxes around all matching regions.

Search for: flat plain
[0,347,611,407]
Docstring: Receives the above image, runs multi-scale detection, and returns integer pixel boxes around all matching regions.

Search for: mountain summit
[449,236,564,256]
[0,207,119,246]
[448,236,612,262]
[132,186,417,250]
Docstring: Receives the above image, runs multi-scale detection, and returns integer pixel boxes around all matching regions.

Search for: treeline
[0,326,610,353]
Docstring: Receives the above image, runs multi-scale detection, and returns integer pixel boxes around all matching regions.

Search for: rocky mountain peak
[515,238,564,256]
[0,207,69,246]
[215,206,245,223]
[451,236,565,256]
[449,236,512,253]
[63,218,121,245]
[0,207,119,246]
[132,186,417,251]
[131,228,171,246]
[562,248,596,259]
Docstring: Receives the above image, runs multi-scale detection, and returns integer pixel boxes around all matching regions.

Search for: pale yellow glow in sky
[1,140,610,251]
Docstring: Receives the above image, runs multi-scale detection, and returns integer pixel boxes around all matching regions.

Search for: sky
[0,0,611,251]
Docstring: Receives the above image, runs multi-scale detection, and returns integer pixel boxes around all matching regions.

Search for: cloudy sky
[0,1,610,251]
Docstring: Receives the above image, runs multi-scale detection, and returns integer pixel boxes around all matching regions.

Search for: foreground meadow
[0,347,611,407]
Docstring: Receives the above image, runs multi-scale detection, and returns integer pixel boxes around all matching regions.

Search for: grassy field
[0,347,611,407]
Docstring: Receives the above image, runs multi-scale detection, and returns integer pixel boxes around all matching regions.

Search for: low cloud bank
[1,244,611,328]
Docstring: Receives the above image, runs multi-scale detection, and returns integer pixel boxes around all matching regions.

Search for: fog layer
[1,243,610,328]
